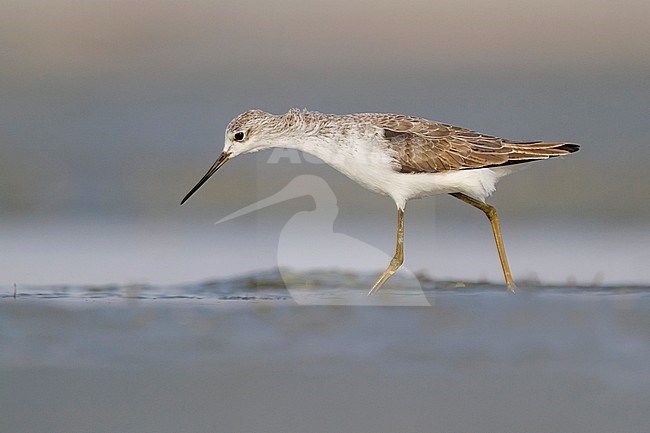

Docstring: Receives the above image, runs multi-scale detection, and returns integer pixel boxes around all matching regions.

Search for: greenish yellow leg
[450,193,517,293]
[368,207,405,296]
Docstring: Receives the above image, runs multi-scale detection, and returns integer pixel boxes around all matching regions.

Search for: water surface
[2,272,649,433]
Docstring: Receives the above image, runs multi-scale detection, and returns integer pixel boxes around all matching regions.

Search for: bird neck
[264,111,348,161]
[278,133,345,166]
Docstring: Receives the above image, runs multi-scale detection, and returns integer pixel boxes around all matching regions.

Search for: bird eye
[234,131,245,141]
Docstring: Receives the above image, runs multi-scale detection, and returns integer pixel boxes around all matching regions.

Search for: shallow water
[3,269,648,303]
[1,271,649,433]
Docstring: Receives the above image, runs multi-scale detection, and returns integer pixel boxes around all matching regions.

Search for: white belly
[296,136,516,208]
[328,155,515,208]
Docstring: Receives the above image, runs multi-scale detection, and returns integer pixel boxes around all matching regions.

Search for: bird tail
[500,141,580,165]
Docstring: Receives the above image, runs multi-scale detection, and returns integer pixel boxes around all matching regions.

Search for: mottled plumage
[370,114,579,173]
[183,108,581,293]
[226,108,579,174]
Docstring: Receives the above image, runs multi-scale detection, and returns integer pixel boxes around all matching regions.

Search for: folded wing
[367,114,579,173]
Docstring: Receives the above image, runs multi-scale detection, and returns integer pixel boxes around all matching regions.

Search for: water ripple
[2,269,649,302]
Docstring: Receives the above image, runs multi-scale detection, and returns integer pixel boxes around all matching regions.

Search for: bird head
[180,109,277,205]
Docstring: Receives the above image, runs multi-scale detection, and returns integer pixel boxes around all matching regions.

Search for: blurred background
[1,0,649,286]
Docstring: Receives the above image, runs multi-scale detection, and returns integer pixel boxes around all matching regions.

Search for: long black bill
[180,151,231,205]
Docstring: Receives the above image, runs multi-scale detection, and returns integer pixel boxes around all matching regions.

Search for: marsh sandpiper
[181,109,580,294]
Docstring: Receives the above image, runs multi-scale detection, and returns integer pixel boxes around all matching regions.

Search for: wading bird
[181,109,579,294]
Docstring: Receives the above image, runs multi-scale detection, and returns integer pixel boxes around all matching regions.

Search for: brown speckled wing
[365,114,579,173]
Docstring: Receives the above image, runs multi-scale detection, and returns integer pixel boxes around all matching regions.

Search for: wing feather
[362,114,579,173]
